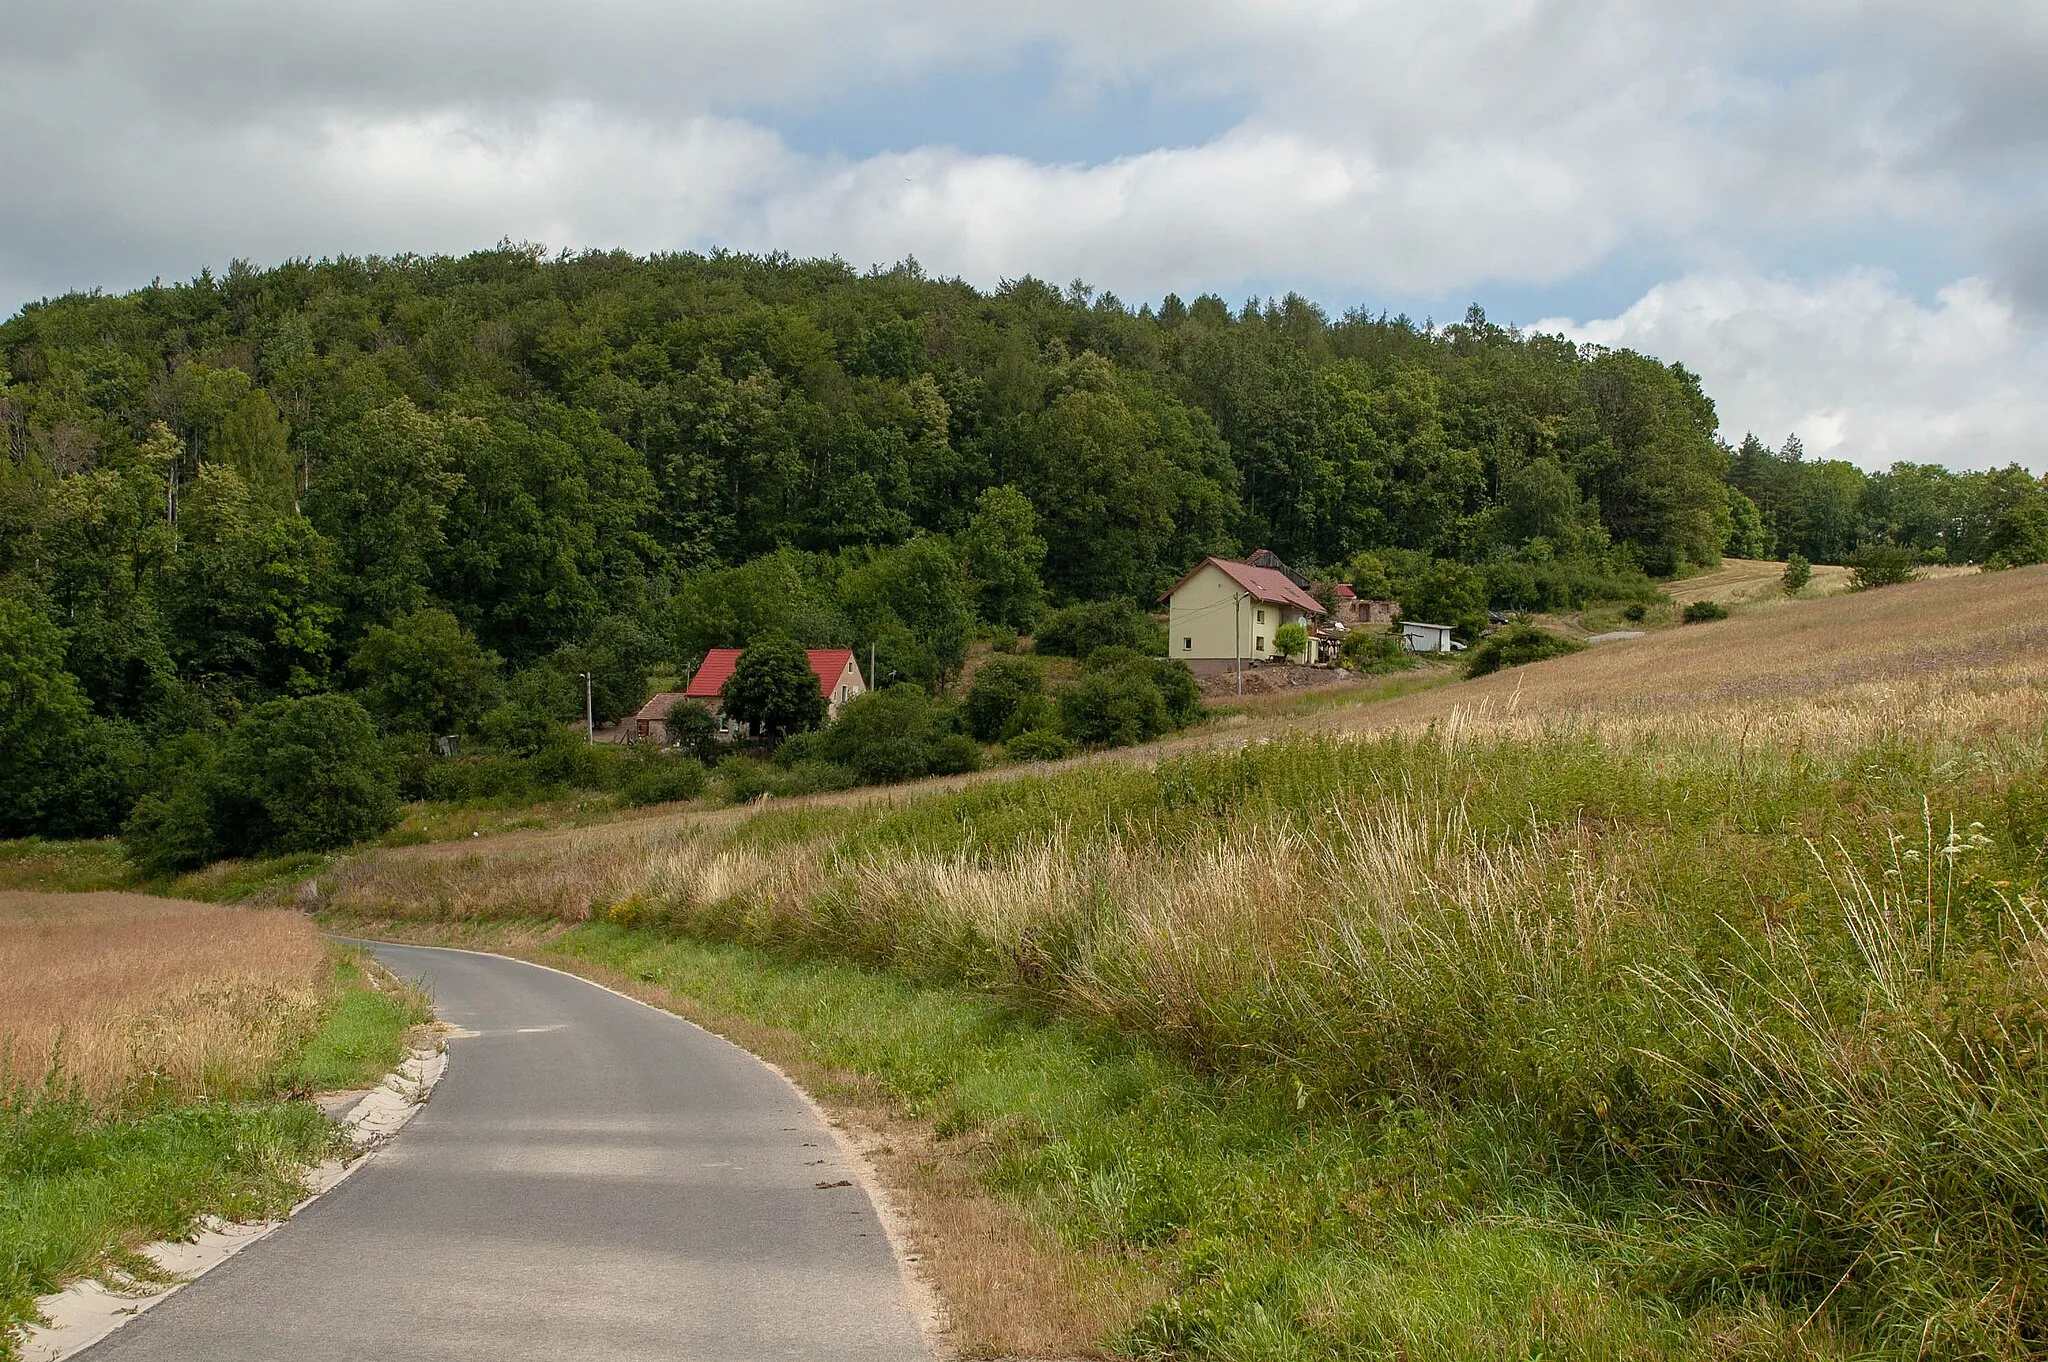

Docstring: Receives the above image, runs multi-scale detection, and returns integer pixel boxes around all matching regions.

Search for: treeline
[2,246,2043,853]
[1728,434,2048,567]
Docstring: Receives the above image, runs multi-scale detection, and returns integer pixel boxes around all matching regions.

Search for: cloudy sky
[4,2,2044,471]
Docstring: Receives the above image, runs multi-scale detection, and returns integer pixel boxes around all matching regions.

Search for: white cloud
[2,2,2046,476]
[1538,273,2048,473]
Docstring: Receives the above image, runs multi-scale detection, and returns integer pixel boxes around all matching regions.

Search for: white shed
[1400,621,1463,654]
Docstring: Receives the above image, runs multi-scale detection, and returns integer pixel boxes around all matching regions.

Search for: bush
[1033,601,1163,658]
[715,754,856,802]
[1271,620,1309,661]
[1781,553,1813,593]
[1058,666,1169,748]
[1847,543,1920,590]
[1462,624,1586,679]
[816,685,981,785]
[128,694,400,870]
[659,701,720,763]
[618,752,707,807]
[348,608,502,737]
[1339,631,1411,674]
[965,657,1045,742]
[1002,729,1073,763]
[1681,599,1729,623]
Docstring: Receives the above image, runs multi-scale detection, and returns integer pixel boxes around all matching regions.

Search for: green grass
[545,926,1739,1359]
[0,840,138,893]
[563,716,2048,1359]
[0,948,429,1356]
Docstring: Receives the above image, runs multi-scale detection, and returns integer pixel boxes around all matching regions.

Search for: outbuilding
[683,646,868,738]
[1399,621,1463,654]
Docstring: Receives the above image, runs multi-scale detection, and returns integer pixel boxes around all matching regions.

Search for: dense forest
[3,246,2044,849]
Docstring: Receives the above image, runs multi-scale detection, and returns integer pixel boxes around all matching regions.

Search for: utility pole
[868,642,875,694]
[580,672,594,744]
[1234,592,1245,696]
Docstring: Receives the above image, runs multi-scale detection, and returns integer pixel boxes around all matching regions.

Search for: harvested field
[0,893,328,1105]
[1661,554,1976,606]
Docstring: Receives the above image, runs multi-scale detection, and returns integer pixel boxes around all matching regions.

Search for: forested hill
[2,248,2044,806]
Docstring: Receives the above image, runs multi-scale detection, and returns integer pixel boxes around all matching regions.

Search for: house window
[1183,637,1192,651]
[1256,635,1266,651]
[1256,609,1266,624]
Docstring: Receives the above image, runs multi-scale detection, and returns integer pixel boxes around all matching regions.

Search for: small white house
[1400,621,1464,654]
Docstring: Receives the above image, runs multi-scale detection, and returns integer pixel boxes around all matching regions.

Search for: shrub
[1272,620,1309,660]
[659,701,720,763]
[1462,624,1586,679]
[1681,599,1729,623]
[817,685,981,785]
[1033,601,1162,658]
[1339,631,1411,674]
[1058,666,1169,748]
[1781,553,1813,593]
[618,752,707,807]
[129,695,400,870]
[1622,602,1648,623]
[965,657,1045,742]
[1002,729,1073,763]
[1846,543,1920,590]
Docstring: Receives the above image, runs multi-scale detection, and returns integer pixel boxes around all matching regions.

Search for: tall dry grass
[0,892,328,1106]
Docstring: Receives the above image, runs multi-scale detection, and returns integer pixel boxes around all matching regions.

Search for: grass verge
[0,931,431,1358]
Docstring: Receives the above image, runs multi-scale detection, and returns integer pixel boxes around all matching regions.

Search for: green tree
[0,598,93,835]
[721,636,826,741]
[350,608,504,736]
[1846,543,1920,590]
[837,537,973,690]
[1272,620,1309,661]
[307,397,465,627]
[1986,497,2048,568]
[1033,601,1162,658]
[1781,554,1813,593]
[961,485,1047,631]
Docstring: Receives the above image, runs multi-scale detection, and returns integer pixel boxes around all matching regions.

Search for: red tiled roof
[684,648,743,698]
[806,649,856,698]
[1334,583,1358,599]
[1164,557,1327,616]
[685,647,859,702]
[633,691,686,721]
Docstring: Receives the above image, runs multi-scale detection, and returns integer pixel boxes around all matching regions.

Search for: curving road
[88,942,932,1361]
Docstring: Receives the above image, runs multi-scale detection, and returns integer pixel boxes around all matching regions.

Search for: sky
[3,2,2044,472]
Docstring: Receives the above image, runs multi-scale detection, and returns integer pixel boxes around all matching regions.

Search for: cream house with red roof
[680,646,866,738]
[1163,555,1328,667]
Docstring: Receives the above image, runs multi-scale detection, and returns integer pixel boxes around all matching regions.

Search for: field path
[85,942,932,1362]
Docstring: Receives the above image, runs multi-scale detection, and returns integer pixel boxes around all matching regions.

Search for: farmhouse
[681,646,867,738]
[1164,555,1328,670]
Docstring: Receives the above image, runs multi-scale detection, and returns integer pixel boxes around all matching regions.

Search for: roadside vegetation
[319,567,2048,1359]
[0,893,430,1356]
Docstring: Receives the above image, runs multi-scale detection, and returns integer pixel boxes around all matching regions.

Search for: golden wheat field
[0,893,329,1104]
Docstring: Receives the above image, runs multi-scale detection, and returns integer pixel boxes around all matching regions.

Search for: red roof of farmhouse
[1163,557,1327,616]
[685,647,858,700]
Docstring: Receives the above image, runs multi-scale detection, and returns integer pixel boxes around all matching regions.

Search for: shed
[1399,621,1463,654]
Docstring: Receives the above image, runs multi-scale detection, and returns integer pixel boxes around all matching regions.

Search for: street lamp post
[579,672,594,744]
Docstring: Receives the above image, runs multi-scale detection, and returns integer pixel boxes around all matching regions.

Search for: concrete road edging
[18,1040,449,1362]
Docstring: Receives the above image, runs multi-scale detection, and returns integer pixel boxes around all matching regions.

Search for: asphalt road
[88,942,932,1361]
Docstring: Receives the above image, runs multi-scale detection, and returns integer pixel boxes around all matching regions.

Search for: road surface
[88,942,932,1361]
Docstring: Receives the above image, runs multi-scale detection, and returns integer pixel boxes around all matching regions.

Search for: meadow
[0,893,431,1357]
[316,566,2048,1359]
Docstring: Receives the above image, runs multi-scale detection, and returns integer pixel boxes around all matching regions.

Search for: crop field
[0,893,330,1105]
[321,566,2048,1358]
